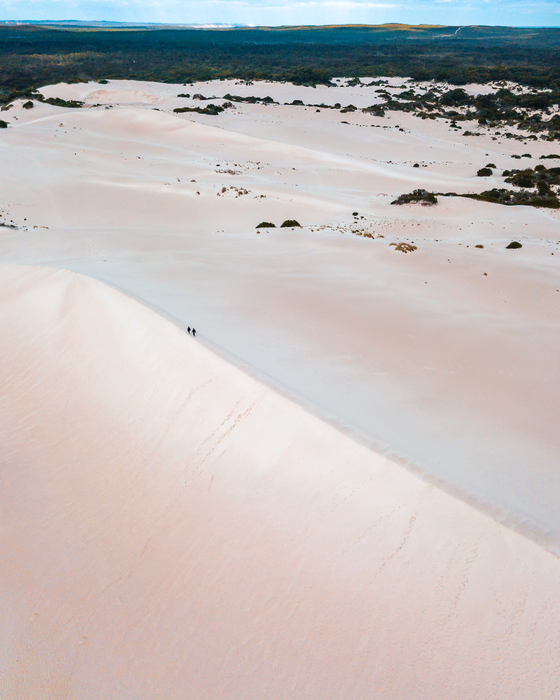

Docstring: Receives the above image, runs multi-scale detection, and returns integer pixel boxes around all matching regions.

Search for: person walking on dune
[187,326,191,334]
[192,328,196,337]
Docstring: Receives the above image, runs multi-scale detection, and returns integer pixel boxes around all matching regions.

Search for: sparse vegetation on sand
[173,104,226,116]
[281,220,301,227]
[38,95,84,108]
[477,167,493,177]
[443,164,560,208]
[390,242,417,253]
[256,221,276,228]
[391,189,438,206]
[503,165,560,193]
[223,94,277,105]
[460,189,560,208]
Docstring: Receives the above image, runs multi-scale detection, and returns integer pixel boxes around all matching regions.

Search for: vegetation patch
[502,164,560,194]
[256,221,276,228]
[443,164,560,208]
[280,219,301,227]
[41,96,84,108]
[391,189,438,205]
[223,93,277,104]
[390,242,417,253]
[173,103,226,115]
[0,119,8,128]
[460,188,560,208]
[506,241,523,248]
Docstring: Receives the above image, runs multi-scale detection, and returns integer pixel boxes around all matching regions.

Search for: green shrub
[477,167,493,177]
[391,189,438,205]
[44,97,84,108]
[506,241,523,248]
[461,188,560,208]
[0,120,8,128]
[281,219,301,227]
[22,100,33,109]
[173,104,224,115]
[256,221,276,228]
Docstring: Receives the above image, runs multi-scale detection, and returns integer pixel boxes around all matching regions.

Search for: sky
[0,0,558,27]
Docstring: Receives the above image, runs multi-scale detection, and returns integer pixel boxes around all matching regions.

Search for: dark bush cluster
[503,165,560,194]
[173,103,226,115]
[391,189,438,205]
[462,188,560,208]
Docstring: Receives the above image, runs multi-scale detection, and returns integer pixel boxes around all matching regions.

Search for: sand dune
[1,80,560,695]
[1,81,559,551]
[1,264,559,699]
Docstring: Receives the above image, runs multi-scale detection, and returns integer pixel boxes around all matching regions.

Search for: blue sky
[0,0,558,26]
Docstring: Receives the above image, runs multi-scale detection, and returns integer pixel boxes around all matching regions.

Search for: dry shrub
[390,242,417,253]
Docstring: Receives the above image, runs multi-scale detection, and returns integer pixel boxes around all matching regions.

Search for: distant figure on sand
[187,326,191,334]
[192,328,196,337]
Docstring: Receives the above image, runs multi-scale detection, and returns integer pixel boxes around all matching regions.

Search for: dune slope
[0,264,559,699]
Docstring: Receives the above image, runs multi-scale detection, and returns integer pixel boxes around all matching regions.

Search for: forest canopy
[1,24,560,102]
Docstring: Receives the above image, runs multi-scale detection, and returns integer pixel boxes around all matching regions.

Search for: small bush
[0,120,8,128]
[281,219,301,227]
[391,189,438,206]
[477,167,493,177]
[256,221,276,228]
[22,101,34,109]
[44,97,83,108]
[475,244,484,248]
[390,242,417,253]
[506,241,522,249]
[352,211,359,216]
[174,104,224,115]
[486,162,496,168]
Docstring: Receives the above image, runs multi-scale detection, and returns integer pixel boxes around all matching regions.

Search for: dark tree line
[1,24,560,103]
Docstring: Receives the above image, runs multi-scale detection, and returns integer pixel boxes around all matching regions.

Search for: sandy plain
[0,78,559,697]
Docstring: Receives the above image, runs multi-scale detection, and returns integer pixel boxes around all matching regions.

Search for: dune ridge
[0,263,559,699]
[2,80,560,552]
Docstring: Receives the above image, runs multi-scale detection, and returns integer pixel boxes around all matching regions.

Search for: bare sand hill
[1,79,560,695]
[1,264,559,699]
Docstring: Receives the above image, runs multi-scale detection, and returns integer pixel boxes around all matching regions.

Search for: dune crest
[0,264,559,698]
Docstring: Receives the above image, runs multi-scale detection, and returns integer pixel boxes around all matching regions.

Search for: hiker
[187,326,191,334]
[192,328,196,337]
